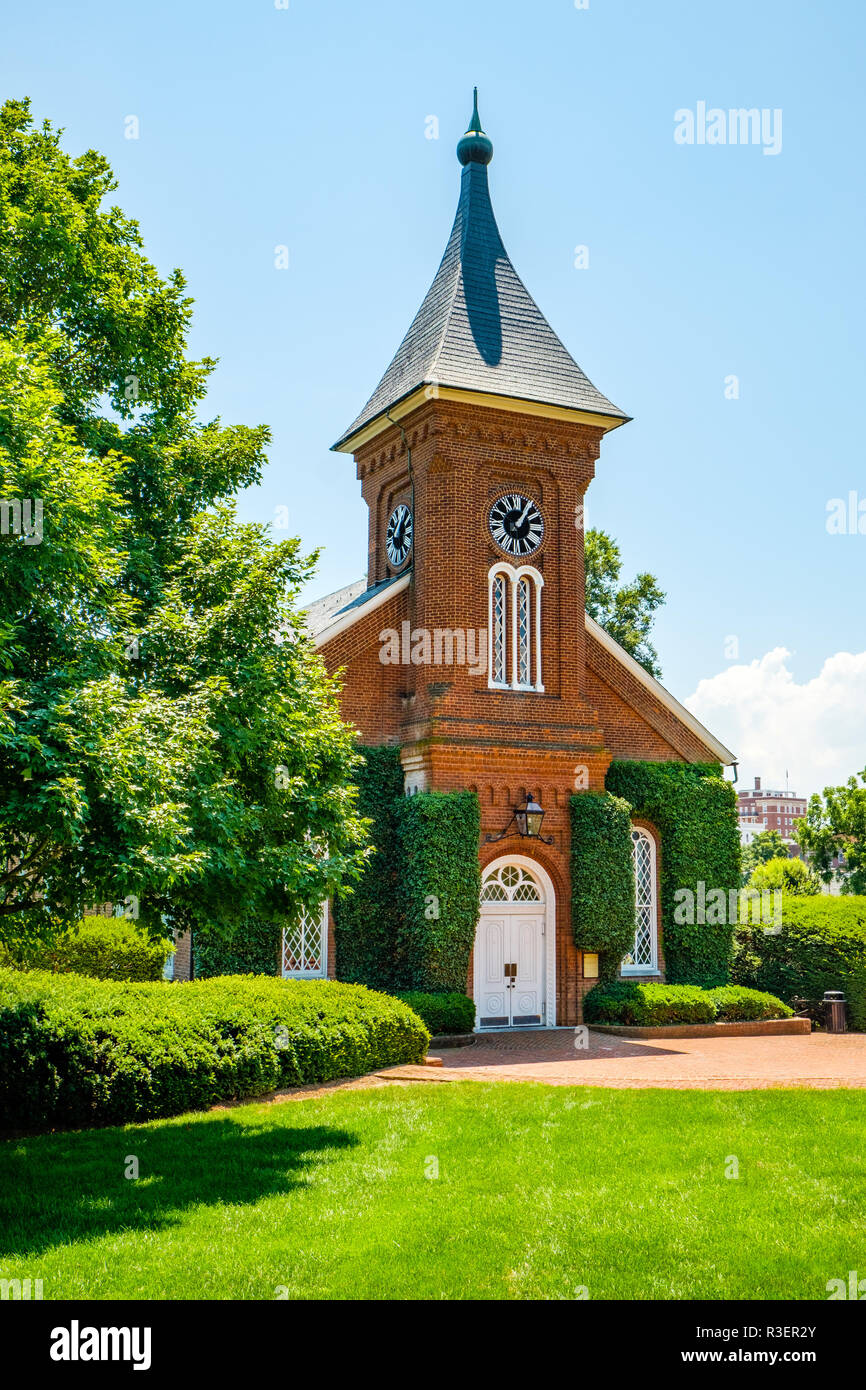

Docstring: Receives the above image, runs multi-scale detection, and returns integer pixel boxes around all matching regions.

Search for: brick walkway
[380,1028,866,1090]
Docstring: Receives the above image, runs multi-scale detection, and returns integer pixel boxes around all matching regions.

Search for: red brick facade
[319,397,723,1024]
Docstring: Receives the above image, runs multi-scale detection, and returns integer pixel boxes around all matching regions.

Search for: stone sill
[591,1018,812,1040]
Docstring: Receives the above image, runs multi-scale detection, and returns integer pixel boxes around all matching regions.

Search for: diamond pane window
[622,829,657,973]
[492,574,507,686]
[281,903,328,978]
[517,578,531,686]
[487,564,544,692]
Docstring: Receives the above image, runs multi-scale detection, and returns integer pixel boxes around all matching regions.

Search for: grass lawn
[1,1082,864,1300]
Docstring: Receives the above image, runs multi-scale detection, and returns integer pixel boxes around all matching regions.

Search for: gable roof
[304,576,736,767]
[305,574,408,646]
[585,614,736,766]
[333,97,629,452]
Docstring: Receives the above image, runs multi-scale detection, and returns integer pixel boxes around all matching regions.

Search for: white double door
[476,908,545,1028]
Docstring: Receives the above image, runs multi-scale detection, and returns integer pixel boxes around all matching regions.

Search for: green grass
[1,1083,864,1300]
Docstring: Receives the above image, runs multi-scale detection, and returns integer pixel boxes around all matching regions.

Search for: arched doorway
[474,856,556,1029]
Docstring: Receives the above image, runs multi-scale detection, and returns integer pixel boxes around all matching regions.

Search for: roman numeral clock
[488,492,544,556]
[386,503,413,568]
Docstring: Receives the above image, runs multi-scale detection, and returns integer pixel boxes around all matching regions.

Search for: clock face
[386,503,413,567]
[489,492,544,557]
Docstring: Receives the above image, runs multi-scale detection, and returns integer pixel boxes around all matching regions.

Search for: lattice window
[281,903,328,978]
[481,863,543,903]
[492,573,507,686]
[517,577,531,687]
[622,829,657,973]
[488,564,543,692]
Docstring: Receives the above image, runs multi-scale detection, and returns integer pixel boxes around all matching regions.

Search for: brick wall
[173,930,192,982]
[320,397,717,1023]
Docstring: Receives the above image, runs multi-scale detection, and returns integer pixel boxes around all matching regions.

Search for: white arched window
[622,828,658,974]
[488,563,544,692]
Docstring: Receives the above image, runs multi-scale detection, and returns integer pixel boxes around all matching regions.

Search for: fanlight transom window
[481,863,544,904]
[622,829,658,973]
[488,563,544,692]
[281,903,328,978]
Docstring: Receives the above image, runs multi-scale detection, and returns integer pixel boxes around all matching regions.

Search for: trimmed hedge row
[733,896,866,1030]
[583,980,792,1026]
[570,792,635,978]
[605,761,741,986]
[0,970,429,1131]
[0,917,173,982]
[394,991,476,1035]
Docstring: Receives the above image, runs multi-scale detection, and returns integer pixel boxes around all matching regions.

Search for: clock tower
[313,95,734,1024]
[331,92,629,808]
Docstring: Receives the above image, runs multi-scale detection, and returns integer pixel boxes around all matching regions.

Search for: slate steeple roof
[333,91,629,451]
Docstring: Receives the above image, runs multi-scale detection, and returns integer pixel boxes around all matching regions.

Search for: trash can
[824,991,847,1033]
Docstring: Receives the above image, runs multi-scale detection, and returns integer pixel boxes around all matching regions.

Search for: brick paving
[379,1028,866,1090]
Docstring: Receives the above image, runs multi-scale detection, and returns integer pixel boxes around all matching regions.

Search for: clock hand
[517,499,533,525]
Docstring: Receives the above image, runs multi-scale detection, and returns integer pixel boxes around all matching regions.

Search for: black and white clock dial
[386,503,413,567]
[489,493,544,556]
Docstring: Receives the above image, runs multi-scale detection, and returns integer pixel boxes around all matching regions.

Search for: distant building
[737,776,807,854]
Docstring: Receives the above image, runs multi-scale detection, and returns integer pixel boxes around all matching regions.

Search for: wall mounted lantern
[485,793,553,845]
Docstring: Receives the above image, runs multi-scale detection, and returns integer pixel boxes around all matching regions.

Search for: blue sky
[4,0,865,794]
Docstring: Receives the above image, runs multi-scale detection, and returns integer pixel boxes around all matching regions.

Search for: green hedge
[395,790,480,993]
[333,746,405,990]
[707,985,793,1022]
[0,970,429,1131]
[0,917,173,982]
[394,991,476,1034]
[193,919,281,979]
[733,896,866,1030]
[570,792,635,977]
[583,980,791,1026]
[605,761,740,986]
[584,981,715,1025]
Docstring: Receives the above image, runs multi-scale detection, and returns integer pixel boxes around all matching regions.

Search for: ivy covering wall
[570,792,635,979]
[193,919,281,978]
[332,745,405,990]
[395,790,481,993]
[605,761,740,986]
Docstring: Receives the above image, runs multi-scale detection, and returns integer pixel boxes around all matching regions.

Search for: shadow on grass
[0,1113,358,1258]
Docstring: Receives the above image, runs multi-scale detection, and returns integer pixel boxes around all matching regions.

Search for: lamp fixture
[484,793,553,845]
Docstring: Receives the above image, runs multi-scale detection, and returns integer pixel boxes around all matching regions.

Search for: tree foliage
[584,528,666,678]
[747,856,820,897]
[795,770,866,895]
[740,829,789,883]
[0,99,367,948]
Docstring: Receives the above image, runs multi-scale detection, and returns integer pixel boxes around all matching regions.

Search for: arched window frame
[622,826,659,975]
[487,562,544,693]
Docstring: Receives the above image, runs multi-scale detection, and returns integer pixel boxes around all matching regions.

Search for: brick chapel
[305,94,735,1028]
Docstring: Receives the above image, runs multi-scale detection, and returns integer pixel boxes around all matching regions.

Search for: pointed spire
[457,87,493,166]
[332,93,629,452]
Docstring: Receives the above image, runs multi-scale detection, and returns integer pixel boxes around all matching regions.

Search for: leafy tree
[747,857,820,897]
[584,529,665,677]
[0,102,368,949]
[740,829,789,883]
[795,771,866,895]
[0,97,267,602]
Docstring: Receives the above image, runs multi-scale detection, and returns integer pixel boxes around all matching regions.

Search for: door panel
[511,914,543,1025]
[478,915,509,1027]
[476,910,545,1028]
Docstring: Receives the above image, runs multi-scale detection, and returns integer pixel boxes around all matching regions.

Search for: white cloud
[685,647,866,798]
